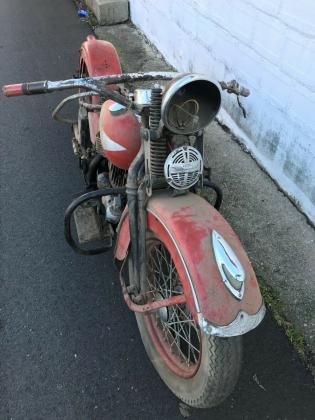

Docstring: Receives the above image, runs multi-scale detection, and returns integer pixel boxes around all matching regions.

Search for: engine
[99,74,222,195]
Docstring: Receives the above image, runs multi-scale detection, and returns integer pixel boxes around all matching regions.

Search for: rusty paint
[114,206,130,260]
[2,83,23,97]
[80,35,122,144]
[100,99,141,169]
[122,287,186,314]
[115,190,263,326]
[80,35,122,78]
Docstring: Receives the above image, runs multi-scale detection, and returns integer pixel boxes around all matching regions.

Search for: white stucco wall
[129,0,315,222]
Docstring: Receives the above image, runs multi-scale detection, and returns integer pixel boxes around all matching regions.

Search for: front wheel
[135,234,242,408]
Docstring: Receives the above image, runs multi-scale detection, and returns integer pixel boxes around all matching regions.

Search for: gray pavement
[0,2,314,419]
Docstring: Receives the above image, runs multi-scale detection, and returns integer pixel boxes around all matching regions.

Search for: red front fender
[115,191,263,331]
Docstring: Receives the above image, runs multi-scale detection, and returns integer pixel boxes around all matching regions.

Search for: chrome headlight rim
[161,73,222,135]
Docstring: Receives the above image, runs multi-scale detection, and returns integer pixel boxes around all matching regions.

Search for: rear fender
[115,191,265,337]
[80,35,122,144]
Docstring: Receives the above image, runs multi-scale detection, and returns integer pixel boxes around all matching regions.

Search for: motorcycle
[3,35,265,409]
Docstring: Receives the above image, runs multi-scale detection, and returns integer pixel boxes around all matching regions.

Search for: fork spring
[150,138,167,180]
[149,87,162,131]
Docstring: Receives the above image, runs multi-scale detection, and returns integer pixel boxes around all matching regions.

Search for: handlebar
[3,81,50,97]
[2,72,179,98]
[219,80,250,97]
[3,73,250,119]
[2,83,24,97]
[239,86,250,97]
[3,73,250,98]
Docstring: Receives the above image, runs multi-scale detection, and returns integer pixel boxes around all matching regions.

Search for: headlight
[161,74,221,135]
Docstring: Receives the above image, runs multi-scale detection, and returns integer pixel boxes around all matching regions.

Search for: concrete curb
[85,0,129,25]
[94,23,315,372]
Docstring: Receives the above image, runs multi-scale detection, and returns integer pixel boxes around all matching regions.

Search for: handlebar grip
[2,81,49,97]
[219,80,250,97]
[2,83,24,97]
[239,86,250,97]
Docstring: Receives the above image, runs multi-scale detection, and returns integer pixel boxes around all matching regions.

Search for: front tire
[135,234,242,408]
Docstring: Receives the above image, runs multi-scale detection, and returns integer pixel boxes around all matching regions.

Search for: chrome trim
[134,89,152,106]
[164,146,203,190]
[161,73,222,134]
[198,303,266,337]
[212,230,245,300]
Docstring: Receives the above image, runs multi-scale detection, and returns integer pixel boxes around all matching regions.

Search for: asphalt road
[0,1,314,419]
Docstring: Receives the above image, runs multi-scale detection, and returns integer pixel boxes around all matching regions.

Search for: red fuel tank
[99,100,141,170]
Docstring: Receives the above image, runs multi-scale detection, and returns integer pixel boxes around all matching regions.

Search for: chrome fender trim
[198,303,266,337]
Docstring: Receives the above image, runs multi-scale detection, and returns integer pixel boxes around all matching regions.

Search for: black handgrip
[22,81,49,95]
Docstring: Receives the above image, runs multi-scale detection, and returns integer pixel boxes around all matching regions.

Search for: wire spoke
[167,319,194,326]
[172,310,197,353]
[165,325,190,364]
[147,239,201,368]
[165,324,200,355]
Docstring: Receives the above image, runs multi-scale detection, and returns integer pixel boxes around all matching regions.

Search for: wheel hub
[154,292,169,322]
